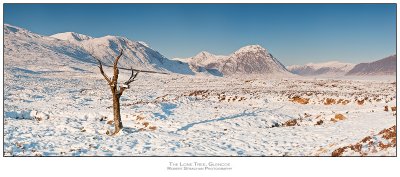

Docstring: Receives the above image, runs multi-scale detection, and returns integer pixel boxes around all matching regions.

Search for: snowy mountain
[50,32,194,75]
[175,51,226,76]
[51,32,93,42]
[178,45,291,76]
[4,24,194,75]
[4,24,95,73]
[221,45,291,75]
[346,55,396,76]
[188,51,226,68]
[287,61,355,76]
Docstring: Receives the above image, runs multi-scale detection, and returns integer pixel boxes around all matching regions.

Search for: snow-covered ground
[3,66,396,156]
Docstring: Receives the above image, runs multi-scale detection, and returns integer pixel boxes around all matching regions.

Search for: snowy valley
[3,24,397,156]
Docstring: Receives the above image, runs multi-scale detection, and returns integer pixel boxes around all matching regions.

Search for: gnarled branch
[95,57,113,85]
[101,64,169,75]
[125,68,139,85]
[118,68,139,95]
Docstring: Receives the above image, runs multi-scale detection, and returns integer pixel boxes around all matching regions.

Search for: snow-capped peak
[137,41,150,48]
[4,24,44,39]
[234,44,268,54]
[4,24,23,34]
[51,32,93,42]
[194,51,216,58]
[189,51,227,65]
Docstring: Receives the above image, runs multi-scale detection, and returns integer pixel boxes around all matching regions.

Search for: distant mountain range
[346,55,396,76]
[287,61,355,77]
[4,24,396,77]
[287,55,396,77]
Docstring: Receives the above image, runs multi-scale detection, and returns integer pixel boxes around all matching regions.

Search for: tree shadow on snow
[174,105,286,133]
[153,103,177,120]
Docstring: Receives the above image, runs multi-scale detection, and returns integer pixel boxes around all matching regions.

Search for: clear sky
[4,4,396,65]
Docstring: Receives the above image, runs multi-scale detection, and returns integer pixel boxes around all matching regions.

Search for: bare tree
[95,49,139,135]
[89,47,168,135]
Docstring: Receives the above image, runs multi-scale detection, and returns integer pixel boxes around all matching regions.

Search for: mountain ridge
[287,61,355,76]
[346,55,396,76]
[4,24,195,75]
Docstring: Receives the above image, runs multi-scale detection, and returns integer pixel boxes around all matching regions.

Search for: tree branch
[101,64,169,75]
[125,68,139,85]
[118,68,139,95]
[112,49,124,84]
[96,58,112,85]
[88,49,169,75]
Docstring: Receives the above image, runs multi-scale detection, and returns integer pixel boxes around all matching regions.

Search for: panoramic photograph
[3,4,396,156]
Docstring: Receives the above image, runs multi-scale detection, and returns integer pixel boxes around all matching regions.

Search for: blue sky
[4,4,396,65]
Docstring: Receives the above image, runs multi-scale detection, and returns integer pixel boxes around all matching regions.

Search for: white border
[1,1,399,177]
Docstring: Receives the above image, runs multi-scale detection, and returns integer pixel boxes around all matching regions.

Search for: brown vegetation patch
[218,94,226,101]
[332,147,346,157]
[361,136,372,143]
[187,90,209,98]
[155,94,179,102]
[315,120,323,125]
[331,125,396,156]
[107,120,113,125]
[391,106,396,112]
[336,99,350,105]
[384,106,389,112]
[332,143,366,157]
[324,98,336,105]
[283,119,298,127]
[342,100,350,105]
[237,96,246,101]
[323,98,350,105]
[378,125,396,145]
[335,114,346,120]
[331,114,346,123]
[149,126,157,131]
[135,115,146,121]
[357,99,364,105]
[304,113,312,118]
[290,96,309,104]
[134,115,157,131]
[218,93,246,102]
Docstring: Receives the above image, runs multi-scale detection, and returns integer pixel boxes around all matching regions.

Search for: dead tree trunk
[94,49,139,136]
[111,86,123,135]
